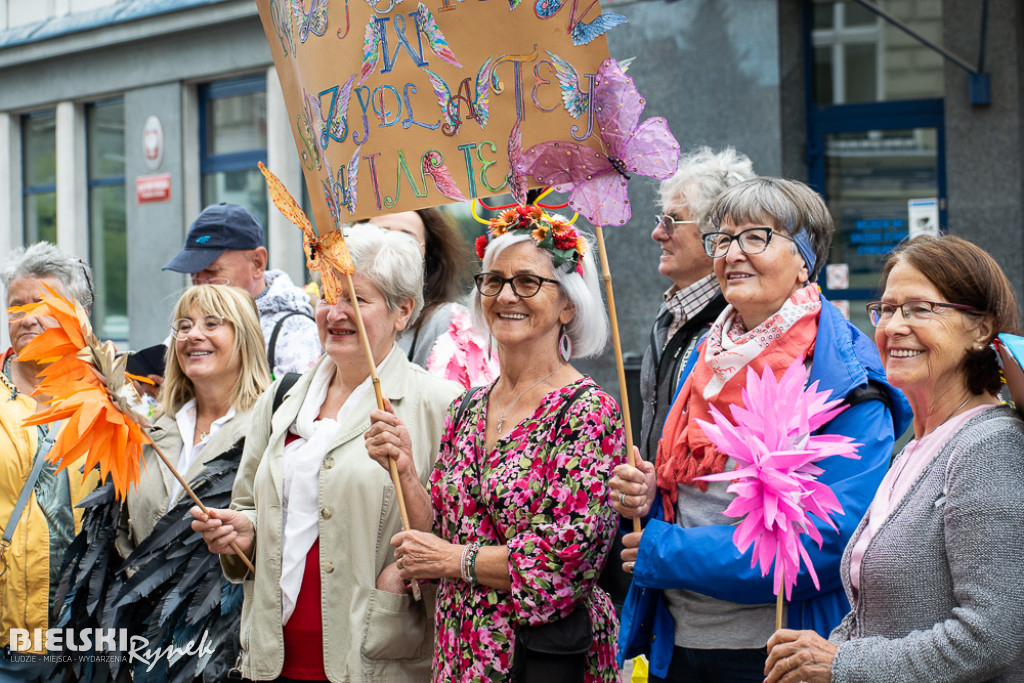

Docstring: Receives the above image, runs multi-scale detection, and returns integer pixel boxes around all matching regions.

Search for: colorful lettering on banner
[256,0,623,225]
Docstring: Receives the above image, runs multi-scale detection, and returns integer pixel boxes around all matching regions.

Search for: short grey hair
[345,224,424,321]
[710,177,833,282]
[2,241,95,312]
[658,146,756,234]
[471,232,608,359]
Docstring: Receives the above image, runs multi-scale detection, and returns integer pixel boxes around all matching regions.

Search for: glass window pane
[825,127,938,294]
[23,112,56,187]
[811,0,943,105]
[89,184,128,340]
[24,192,57,244]
[844,43,877,103]
[844,3,877,27]
[88,102,125,179]
[812,1,834,30]
[202,168,269,236]
[812,46,835,106]
[205,91,267,156]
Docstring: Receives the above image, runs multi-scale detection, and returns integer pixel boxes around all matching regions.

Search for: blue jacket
[617,295,913,678]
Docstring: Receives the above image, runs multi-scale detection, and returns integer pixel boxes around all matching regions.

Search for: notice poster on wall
[255,0,627,229]
[907,197,940,239]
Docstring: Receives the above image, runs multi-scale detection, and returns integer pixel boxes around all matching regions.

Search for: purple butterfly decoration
[519,58,680,226]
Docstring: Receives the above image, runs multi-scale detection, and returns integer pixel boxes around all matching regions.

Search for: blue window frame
[198,74,268,232]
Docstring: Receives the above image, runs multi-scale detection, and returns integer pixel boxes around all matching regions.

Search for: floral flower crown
[474,205,587,274]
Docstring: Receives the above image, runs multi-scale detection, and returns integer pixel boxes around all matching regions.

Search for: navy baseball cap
[162,202,265,274]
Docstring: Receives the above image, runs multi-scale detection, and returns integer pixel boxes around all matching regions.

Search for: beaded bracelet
[466,542,482,585]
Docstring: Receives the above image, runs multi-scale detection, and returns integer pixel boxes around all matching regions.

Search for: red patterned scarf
[655,285,822,522]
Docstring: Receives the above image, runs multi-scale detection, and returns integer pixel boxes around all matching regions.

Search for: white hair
[470,232,608,359]
[2,241,95,312]
[658,146,756,234]
[344,224,424,321]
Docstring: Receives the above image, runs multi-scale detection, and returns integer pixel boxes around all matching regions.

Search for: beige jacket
[223,352,461,682]
[116,408,252,558]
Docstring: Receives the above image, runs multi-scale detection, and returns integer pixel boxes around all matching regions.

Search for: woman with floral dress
[365,205,625,682]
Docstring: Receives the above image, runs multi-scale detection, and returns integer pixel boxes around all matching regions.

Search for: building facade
[1,0,1022,400]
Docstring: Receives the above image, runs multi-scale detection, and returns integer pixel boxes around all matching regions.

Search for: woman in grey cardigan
[764,235,1024,683]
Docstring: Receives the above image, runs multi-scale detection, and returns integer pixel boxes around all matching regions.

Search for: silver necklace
[495,369,558,434]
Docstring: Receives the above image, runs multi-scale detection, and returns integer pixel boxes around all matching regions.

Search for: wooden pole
[343,272,422,600]
[594,225,641,534]
[775,568,784,631]
[150,441,256,575]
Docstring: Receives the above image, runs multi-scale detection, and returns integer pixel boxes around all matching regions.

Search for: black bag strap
[273,372,301,414]
[266,311,314,372]
[844,379,891,410]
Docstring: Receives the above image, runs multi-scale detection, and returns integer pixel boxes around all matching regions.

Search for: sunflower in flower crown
[475,205,587,274]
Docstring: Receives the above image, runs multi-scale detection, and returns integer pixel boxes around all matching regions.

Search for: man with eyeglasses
[639,148,755,466]
[163,202,321,376]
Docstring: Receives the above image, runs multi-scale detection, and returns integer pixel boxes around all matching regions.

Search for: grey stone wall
[942,0,1024,302]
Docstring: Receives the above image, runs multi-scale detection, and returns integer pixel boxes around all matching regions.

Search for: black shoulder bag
[455,384,595,683]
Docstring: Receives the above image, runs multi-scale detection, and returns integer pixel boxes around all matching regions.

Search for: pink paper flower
[695,360,860,600]
[426,307,499,389]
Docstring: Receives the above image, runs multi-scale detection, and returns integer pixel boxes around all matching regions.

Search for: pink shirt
[848,404,995,601]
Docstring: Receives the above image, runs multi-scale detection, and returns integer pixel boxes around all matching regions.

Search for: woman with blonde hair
[56,284,270,683]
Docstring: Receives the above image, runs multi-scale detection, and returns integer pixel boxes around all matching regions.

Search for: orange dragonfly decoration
[258,161,353,304]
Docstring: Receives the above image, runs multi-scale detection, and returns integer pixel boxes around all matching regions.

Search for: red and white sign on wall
[136,173,172,203]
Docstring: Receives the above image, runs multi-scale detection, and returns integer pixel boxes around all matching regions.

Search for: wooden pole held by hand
[594,225,641,534]
[344,272,422,601]
[149,441,256,575]
[776,568,785,631]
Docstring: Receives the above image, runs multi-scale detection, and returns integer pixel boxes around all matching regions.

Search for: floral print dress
[428,376,625,682]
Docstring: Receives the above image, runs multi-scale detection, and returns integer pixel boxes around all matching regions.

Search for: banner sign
[256,0,622,228]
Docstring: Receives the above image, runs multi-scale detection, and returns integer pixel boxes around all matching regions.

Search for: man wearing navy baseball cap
[164,203,321,376]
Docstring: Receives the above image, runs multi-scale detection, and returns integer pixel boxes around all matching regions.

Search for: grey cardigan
[829,405,1024,683]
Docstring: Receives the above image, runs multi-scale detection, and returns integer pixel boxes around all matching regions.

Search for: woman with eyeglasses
[363,206,625,682]
[764,235,1024,683]
[610,177,912,682]
[192,226,461,683]
[54,284,270,681]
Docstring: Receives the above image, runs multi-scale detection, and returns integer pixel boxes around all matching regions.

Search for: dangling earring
[558,325,573,362]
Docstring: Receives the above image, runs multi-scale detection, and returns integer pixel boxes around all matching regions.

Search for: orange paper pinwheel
[12,287,152,499]
[258,161,354,304]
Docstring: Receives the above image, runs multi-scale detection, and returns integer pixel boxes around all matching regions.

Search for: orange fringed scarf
[655,285,822,523]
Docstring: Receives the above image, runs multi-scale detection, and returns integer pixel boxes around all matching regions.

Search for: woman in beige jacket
[193,226,461,683]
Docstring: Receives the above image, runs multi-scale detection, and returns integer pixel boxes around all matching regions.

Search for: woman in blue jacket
[609,177,912,682]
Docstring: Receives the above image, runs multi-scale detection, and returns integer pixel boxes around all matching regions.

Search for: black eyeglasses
[865,300,982,327]
[171,314,228,340]
[473,272,559,298]
[655,214,698,236]
[702,227,795,258]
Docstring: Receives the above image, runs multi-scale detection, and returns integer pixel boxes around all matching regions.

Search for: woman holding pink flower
[610,177,912,682]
